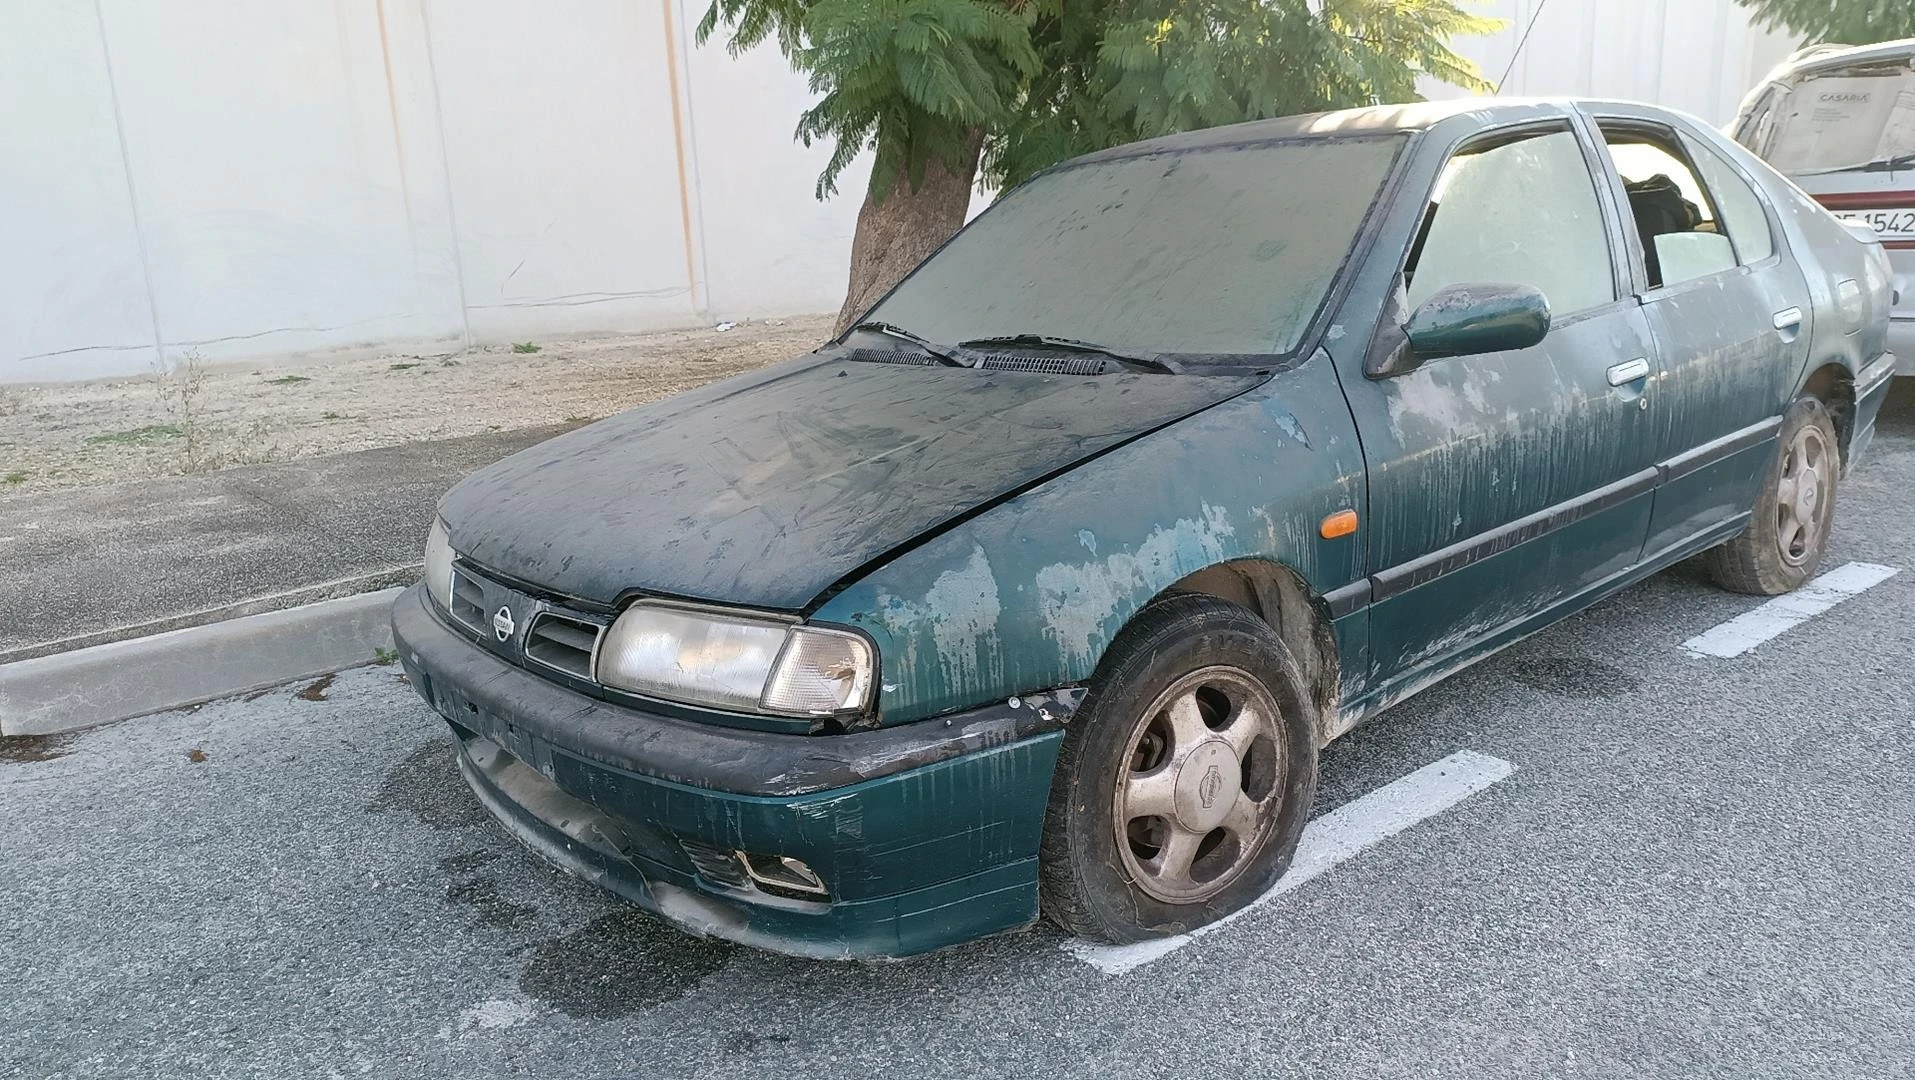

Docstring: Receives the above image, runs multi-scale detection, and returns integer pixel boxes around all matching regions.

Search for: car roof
[1763,37,1915,82]
[1066,97,1690,164]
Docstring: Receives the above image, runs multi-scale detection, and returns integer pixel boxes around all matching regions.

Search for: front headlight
[595,603,874,717]
[423,518,455,611]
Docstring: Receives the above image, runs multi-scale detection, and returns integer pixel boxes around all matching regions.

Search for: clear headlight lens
[595,603,874,717]
[423,518,456,611]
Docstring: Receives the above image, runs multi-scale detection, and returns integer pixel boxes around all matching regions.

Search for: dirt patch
[367,738,488,830]
[445,876,540,931]
[0,733,76,764]
[519,909,736,1019]
[295,674,337,702]
[0,316,831,497]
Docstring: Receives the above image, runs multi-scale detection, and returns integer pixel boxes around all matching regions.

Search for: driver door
[1340,122,1665,696]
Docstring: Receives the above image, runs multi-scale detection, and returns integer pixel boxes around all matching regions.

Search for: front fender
[812,358,1368,725]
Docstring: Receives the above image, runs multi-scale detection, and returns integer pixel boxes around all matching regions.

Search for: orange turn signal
[1319,509,1358,539]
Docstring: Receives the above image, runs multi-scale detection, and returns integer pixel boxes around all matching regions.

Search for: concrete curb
[0,587,405,737]
[0,566,422,667]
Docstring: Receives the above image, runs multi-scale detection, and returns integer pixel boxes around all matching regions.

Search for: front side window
[1405,129,1615,316]
[1690,141,1776,265]
[1601,128,1738,289]
[863,137,1406,357]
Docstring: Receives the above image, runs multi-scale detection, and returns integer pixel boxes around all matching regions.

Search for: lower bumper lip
[390,582,1085,956]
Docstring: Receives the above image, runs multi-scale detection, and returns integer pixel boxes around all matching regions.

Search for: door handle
[1773,307,1803,331]
[1606,357,1651,386]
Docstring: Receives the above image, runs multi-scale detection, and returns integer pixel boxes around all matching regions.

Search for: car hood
[438,354,1261,610]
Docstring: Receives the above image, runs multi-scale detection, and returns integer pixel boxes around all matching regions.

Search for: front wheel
[1038,595,1319,943]
[1704,395,1840,596]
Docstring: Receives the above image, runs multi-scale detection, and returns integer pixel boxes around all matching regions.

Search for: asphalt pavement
[0,425,569,664]
[3,386,1913,1079]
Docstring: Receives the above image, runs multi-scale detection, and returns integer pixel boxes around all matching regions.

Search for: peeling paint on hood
[437,357,1260,610]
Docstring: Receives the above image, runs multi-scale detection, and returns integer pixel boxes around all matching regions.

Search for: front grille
[523,611,602,679]
[449,569,488,631]
[975,352,1109,376]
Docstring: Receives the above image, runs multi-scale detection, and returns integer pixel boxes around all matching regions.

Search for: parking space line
[1681,561,1899,659]
[1064,749,1517,975]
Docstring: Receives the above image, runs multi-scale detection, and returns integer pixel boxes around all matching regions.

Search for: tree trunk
[832,132,984,335]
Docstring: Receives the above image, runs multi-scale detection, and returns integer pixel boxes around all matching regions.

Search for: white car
[1734,38,1915,373]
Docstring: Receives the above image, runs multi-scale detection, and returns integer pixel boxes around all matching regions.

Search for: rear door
[1588,109,1814,558]
[1338,121,1663,695]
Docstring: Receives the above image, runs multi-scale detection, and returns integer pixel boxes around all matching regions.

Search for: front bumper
[390,584,1078,958]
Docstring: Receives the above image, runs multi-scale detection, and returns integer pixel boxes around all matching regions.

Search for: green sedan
[391,98,1899,957]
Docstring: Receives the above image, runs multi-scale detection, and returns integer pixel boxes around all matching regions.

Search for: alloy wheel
[1775,424,1830,566]
[1112,666,1284,904]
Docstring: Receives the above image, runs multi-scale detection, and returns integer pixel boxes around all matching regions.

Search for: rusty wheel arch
[1154,559,1340,739]
[1800,362,1857,467]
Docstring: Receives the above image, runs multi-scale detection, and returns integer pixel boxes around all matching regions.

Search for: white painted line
[1681,561,1899,659]
[1064,749,1516,975]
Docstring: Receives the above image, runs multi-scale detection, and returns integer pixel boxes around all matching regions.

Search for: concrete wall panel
[0,1,158,380]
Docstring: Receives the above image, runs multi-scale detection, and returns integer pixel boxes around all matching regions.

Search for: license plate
[1832,206,1915,241]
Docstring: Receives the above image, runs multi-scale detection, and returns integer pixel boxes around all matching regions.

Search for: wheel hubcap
[1113,666,1283,904]
[1775,425,1830,567]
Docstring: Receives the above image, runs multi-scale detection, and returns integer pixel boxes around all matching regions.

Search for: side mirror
[1405,282,1551,362]
[1368,283,1552,377]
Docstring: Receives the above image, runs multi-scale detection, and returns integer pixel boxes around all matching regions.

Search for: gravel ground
[0,317,832,497]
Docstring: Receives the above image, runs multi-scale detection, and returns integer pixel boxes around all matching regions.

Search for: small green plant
[265,374,310,385]
[157,351,214,471]
[372,646,399,666]
[3,471,27,485]
[389,362,422,371]
[86,424,184,446]
[439,358,461,368]
[512,342,541,354]
[321,411,350,421]
[563,415,592,424]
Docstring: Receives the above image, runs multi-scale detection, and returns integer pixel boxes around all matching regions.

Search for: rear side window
[1690,142,1775,264]
[1405,129,1615,317]
[1600,126,1737,289]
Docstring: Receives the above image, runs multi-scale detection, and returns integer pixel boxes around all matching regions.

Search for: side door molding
[1655,415,1783,484]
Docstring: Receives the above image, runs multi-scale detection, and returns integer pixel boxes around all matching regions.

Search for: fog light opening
[737,852,829,900]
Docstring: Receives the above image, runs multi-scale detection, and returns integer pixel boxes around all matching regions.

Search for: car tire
[1704,394,1840,596]
[1038,594,1319,943]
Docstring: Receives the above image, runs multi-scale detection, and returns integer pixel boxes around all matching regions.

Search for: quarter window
[1405,130,1615,317]
[1690,142,1775,264]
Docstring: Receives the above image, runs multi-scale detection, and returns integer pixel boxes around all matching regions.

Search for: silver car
[1733,38,1915,372]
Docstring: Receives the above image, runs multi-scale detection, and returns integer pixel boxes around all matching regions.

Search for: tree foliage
[699,0,1499,199]
[1733,0,1915,46]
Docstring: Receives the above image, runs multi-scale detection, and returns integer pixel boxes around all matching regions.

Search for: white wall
[3,0,1798,385]
[1428,0,1800,125]
[0,0,865,384]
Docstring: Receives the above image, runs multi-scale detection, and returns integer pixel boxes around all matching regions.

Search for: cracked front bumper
[389,584,1073,958]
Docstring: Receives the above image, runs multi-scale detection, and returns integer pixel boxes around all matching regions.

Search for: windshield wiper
[957,334,1181,375]
[845,321,970,366]
[1863,152,1915,173]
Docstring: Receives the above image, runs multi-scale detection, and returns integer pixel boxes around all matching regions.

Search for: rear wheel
[1039,595,1318,943]
[1705,395,1839,595]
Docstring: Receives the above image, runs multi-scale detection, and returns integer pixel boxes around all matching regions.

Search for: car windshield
[1758,66,1915,174]
[862,136,1405,357]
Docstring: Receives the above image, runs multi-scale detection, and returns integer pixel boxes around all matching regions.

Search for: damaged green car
[392,99,1898,956]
